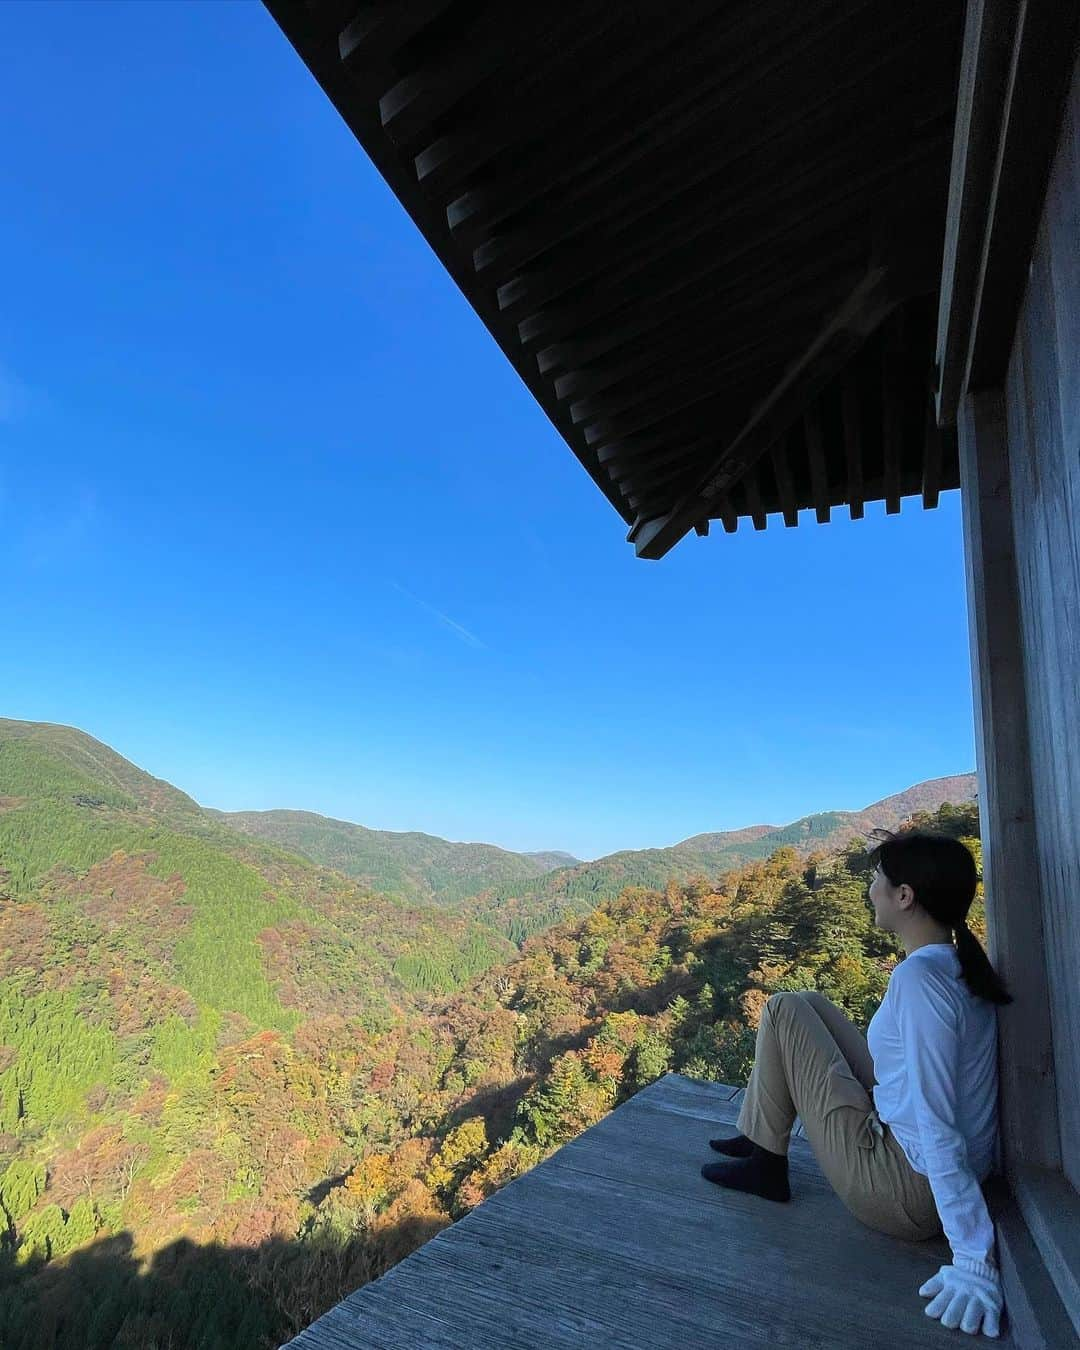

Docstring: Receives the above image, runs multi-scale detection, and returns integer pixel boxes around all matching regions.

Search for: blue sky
[0,2,975,860]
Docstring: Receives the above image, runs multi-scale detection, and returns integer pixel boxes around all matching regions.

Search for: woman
[701,831,1009,1339]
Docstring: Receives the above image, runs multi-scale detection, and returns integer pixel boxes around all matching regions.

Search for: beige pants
[736,990,943,1241]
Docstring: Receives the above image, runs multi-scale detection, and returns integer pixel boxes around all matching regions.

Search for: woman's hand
[918,1260,1003,1336]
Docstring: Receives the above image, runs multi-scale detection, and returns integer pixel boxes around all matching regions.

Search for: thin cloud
[391,581,488,650]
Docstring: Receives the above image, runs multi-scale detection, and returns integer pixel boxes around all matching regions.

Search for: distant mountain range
[220,775,977,942]
[0,718,516,1008]
[0,715,979,1345]
[0,715,975,949]
[207,809,581,910]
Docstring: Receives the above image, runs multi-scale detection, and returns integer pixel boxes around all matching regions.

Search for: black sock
[709,1132,754,1156]
[700,1142,791,1202]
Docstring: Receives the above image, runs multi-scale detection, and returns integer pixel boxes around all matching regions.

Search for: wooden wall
[958,391,1060,1174]
[1003,52,1080,1194]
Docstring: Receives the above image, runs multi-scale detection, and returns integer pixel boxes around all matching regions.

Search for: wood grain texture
[958,391,1060,1172]
[988,1174,1078,1350]
[281,1073,1001,1350]
[953,51,1080,1336]
[1003,50,1080,1195]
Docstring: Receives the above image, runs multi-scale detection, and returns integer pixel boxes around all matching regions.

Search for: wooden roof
[265,1,965,557]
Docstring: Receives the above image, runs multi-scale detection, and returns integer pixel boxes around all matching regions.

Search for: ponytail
[953,914,1013,1007]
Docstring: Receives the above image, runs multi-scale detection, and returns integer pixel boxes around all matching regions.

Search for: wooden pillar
[957,389,1060,1173]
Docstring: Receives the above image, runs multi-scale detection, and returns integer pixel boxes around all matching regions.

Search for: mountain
[0,717,539,1348]
[524,850,579,870]
[0,717,204,824]
[218,778,975,945]
[671,774,979,863]
[211,809,579,910]
[0,718,982,1349]
[0,748,983,1349]
[0,718,516,1013]
[461,774,978,940]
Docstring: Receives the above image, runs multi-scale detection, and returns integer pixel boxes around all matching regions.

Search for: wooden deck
[283,1073,1016,1348]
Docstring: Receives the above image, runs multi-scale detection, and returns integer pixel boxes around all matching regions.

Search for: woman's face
[868,862,902,930]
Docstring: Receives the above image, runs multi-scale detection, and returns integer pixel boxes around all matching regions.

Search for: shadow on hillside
[0,1214,436,1350]
[304,1171,351,1208]
[608,968,698,1016]
[451,1073,532,1140]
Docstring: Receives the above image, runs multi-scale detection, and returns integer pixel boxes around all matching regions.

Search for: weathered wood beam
[597,433,707,473]
[338,1,454,70]
[881,312,903,514]
[449,0,759,248]
[936,0,1080,423]
[606,452,708,501]
[448,2,877,246]
[629,267,900,559]
[497,121,945,321]
[470,15,953,284]
[803,402,831,524]
[572,343,761,437]
[743,466,768,531]
[770,439,799,528]
[936,1,1017,423]
[922,390,942,509]
[603,441,701,482]
[526,235,854,362]
[715,497,738,534]
[561,274,855,429]
[419,5,707,197]
[379,10,574,146]
[957,390,1059,1172]
[591,412,725,466]
[841,379,864,520]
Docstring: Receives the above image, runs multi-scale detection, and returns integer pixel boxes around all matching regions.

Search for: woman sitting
[702,831,1009,1339]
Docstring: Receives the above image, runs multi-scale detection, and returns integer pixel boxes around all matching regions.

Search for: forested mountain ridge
[0,718,204,824]
[0,719,982,1348]
[676,774,978,856]
[0,719,519,1008]
[212,808,579,911]
[0,715,523,1337]
[462,773,977,940]
[220,776,976,944]
[522,849,579,870]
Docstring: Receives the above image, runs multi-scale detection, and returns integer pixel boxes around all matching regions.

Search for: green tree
[0,1161,46,1228]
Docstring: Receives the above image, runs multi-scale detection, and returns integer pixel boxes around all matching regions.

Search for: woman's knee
[763,990,806,1026]
[766,990,822,1015]
[764,990,793,1016]
[799,990,833,1015]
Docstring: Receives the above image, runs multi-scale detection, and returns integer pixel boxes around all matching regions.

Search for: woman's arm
[893,963,1004,1334]
[891,959,998,1270]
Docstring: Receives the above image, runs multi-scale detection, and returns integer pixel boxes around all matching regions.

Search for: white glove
[918,1261,1002,1337]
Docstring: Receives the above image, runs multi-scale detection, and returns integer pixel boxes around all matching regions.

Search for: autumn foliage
[0,722,982,1348]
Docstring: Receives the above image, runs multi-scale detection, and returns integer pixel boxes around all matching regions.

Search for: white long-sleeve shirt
[866,942,999,1269]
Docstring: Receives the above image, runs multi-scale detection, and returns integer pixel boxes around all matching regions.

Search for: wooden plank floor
[283,1073,1015,1349]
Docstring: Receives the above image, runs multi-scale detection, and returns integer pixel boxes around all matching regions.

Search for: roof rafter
[629,266,902,559]
[264,0,965,549]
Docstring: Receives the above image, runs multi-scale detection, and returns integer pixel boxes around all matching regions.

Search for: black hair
[867,830,1013,1006]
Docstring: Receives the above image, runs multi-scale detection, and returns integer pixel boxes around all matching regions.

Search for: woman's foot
[701,1144,791,1202]
[708,1132,754,1156]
